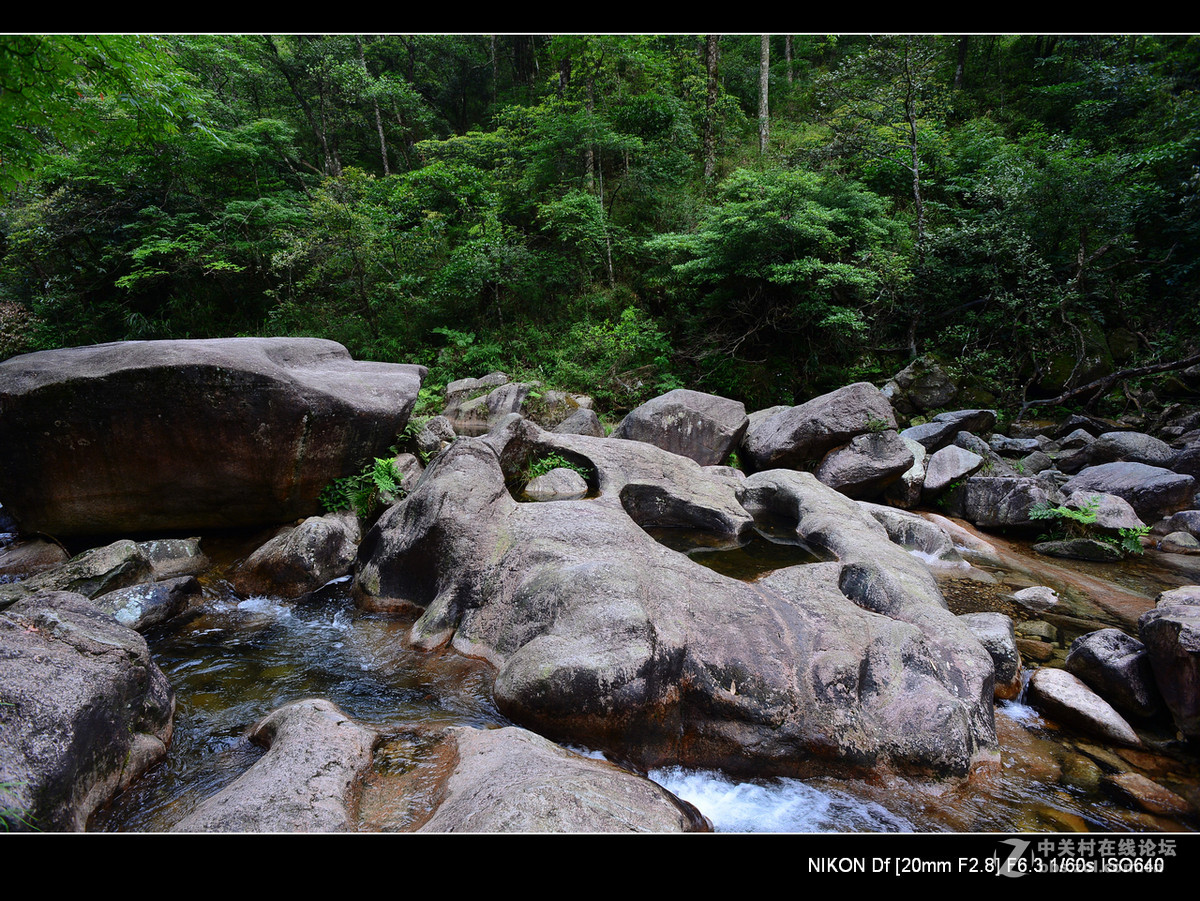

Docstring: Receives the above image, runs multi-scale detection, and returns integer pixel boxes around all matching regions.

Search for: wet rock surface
[0,590,175,831]
[411,725,711,833]
[1027,668,1144,748]
[0,539,155,610]
[172,698,379,833]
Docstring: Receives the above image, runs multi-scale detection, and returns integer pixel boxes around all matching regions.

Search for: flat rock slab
[172,698,378,833]
[0,337,425,536]
[416,726,710,833]
[1027,667,1143,747]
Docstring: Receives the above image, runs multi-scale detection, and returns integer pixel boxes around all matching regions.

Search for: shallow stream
[91,524,1200,834]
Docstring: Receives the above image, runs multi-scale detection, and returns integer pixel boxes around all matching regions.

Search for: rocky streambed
[3,339,1200,833]
[75,521,1199,833]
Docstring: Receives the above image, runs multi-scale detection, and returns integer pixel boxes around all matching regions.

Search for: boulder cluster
[2,342,1199,831]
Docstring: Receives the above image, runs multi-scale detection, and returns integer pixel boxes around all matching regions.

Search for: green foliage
[864,413,890,433]
[2,33,1200,425]
[1030,495,1148,556]
[0,778,32,831]
[320,456,404,520]
[547,306,680,410]
[645,164,905,400]
[1030,495,1100,538]
[1,35,208,191]
[524,451,590,483]
[1114,526,1151,556]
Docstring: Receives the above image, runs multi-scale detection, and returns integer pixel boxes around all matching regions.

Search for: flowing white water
[89,543,1199,834]
[649,767,915,833]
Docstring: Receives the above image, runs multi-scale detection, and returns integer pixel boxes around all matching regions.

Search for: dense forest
[2,34,1198,419]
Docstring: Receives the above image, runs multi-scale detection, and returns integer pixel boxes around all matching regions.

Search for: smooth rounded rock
[0,338,426,536]
[1027,667,1143,747]
[415,726,711,833]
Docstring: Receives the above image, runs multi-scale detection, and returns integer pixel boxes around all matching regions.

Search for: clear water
[90,535,1200,834]
[645,522,829,581]
[91,576,504,832]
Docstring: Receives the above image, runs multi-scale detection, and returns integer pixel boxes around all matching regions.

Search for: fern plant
[1029,496,1099,539]
[320,457,405,520]
[1029,495,1147,556]
[524,452,590,482]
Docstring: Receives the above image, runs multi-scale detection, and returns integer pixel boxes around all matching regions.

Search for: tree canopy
[2,34,1198,416]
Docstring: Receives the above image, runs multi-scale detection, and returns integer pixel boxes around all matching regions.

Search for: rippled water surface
[92,527,1200,834]
[92,577,503,832]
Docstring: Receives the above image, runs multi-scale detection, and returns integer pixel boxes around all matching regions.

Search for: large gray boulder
[741,383,897,472]
[230,512,361,599]
[355,418,996,778]
[442,378,536,437]
[415,726,710,833]
[882,356,958,414]
[1065,629,1163,720]
[899,409,997,454]
[0,338,426,537]
[0,591,175,831]
[1062,490,1146,533]
[1057,430,1176,474]
[552,406,605,438]
[1138,588,1200,740]
[1171,441,1200,480]
[613,389,748,466]
[1166,510,1200,538]
[172,698,378,833]
[940,475,1065,531]
[523,467,589,502]
[136,537,210,579]
[922,444,985,498]
[813,430,914,499]
[1062,462,1195,521]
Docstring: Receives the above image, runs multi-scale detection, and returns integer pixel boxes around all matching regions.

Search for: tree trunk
[785,35,793,84]
[703,35,721,184]
[758,35,770,155]
[954,35,969,89]
[901,39,926,266]
[357,37,389,176]
[263,36,340,178]
[585,72,596,193]
[1018,352,1200,419]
